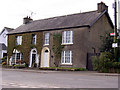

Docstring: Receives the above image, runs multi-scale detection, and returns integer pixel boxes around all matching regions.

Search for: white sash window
[16,36,22,45]
[32,34,36,45]
[62,31,73,44]
[44,33,49,45]
[61,51,72,64]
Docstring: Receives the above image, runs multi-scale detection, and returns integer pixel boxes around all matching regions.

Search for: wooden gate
[86,53,100,71]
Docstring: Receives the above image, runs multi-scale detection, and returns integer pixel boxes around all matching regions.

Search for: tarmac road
[1,68,119,88]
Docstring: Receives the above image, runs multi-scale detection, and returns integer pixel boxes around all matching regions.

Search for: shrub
[112,62,120,69]
[92,56,99,71]
[92,52,120,73]
[1,56,7,63]
[2,62,7,65]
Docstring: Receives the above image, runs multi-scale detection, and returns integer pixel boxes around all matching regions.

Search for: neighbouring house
[8,2,113,69]
[0,27,14,59]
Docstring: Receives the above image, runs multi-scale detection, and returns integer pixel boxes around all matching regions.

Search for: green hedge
[92,52,120,73]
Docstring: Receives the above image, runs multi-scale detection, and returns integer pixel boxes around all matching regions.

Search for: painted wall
[0,29,8,46]
[0,29,8,59]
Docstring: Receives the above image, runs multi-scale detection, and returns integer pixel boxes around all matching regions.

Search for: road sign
[110,33,115,36]
[112,43,118,48]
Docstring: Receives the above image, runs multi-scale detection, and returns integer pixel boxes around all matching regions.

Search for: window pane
[21,53,23,60]
[12,53,15,60]
[62,31,73,44]
[45,33,49,45]
[65,51,70,63]
[12,53,15,63]
[61,51,64,63]
[61,51,72,64]
[16,53,20,60]
[32,34,36,45]
[16,36,22,45]
[62,32,64,44]
[20,36,22,45]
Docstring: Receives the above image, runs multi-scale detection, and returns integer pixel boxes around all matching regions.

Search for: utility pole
[113,0,118,61]
[118,0,120,62]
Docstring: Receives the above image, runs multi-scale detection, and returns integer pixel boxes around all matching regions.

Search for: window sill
[61,43,73,45]
[44,44,49,46]
[61,63,73,65]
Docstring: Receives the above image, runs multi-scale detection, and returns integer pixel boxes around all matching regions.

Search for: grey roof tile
[8,10,105,34]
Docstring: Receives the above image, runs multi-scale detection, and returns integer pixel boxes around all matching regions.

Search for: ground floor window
[61,51,72,64]
[12,53,23,65]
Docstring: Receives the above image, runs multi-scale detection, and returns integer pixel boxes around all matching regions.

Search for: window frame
[61,51,72,65]
[44,33,49,45]
[32,34,37,45]
[12,53,23,64]
[16,36,22,45]
[62,31,73,45]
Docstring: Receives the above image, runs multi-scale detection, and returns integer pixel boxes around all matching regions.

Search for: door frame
[41,47,50,67]
[29,48,37,67]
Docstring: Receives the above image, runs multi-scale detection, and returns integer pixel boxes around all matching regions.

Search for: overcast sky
[0,0,117,32]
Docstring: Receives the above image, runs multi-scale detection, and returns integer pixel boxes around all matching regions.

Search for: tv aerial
[27,9,36,18]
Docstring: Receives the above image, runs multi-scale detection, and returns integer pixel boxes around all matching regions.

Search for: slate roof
[8,10,113,34]
[4,27,14,32]
[0,43,7,50]
[0,27,14,35]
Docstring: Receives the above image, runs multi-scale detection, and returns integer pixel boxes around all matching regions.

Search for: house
[8,2,113,69]
[0,27,14,59]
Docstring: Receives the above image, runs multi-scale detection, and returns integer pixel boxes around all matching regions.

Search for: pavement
[2,67,119,76]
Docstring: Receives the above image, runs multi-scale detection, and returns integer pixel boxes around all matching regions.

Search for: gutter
[7,25,90,35]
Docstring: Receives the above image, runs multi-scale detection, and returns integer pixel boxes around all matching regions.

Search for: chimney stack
[97,2,108,13]
[23,16,33,24]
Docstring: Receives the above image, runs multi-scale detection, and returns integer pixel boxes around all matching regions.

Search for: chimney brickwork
[23,16,33,24]
[98,2,108,13]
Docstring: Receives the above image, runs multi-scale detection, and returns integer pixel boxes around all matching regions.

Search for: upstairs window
[44,33,49,45]
[16,36,22,45]
[62,31,73,44]
[32,34,36,45]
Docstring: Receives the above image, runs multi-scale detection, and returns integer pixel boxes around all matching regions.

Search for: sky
[0,0,117,32]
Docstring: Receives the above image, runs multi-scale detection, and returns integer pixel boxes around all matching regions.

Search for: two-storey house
[8,2,113,69]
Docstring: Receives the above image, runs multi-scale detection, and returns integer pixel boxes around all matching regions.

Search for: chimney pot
[23,16,33,24]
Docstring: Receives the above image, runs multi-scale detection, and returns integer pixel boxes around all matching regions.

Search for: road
[1,68,119,88]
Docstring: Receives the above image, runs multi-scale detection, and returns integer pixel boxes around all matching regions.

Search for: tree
[99,30,114,54]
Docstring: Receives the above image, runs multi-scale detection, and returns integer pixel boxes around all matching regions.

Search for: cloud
[0,0,114,32]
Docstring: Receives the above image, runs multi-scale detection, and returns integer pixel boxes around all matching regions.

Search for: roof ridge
[32,10,97,23]
[4,27,14,30]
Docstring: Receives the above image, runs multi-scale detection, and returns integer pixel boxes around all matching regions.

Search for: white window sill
[44,44,49,46]
[61,63,73,65]
[61,43,73,45]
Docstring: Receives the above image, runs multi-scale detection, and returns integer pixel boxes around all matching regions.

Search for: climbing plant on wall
[52,33,64,67]
[7,35,16,59]
[7,32,43,65]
